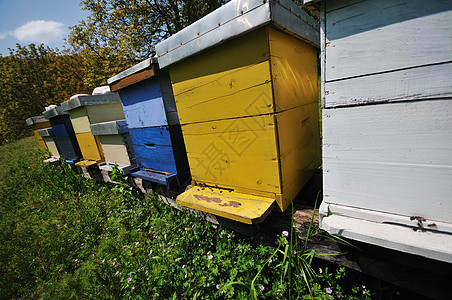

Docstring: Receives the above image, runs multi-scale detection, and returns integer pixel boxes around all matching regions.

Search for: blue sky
[0,0,89,56]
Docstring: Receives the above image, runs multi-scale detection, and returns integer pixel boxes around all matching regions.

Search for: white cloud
[13,20,65,43]
[0,32,8,39]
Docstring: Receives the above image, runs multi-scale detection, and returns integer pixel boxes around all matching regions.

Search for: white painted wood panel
[325,0,452,81]
[323,100,452,223]
[324,62,452,107]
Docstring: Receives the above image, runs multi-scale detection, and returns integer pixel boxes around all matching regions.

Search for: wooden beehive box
[155,0,321,223]
[107,58,190,188]
[61,90,123,167]
[42,106,82,164]
[304,0,452,263]
[90,120,137,174]
[25,115,51,153]
[37,128,60,163]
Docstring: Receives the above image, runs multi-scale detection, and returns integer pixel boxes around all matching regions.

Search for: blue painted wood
[129,126,173,147]
[118,78,168,128]
[132,170,176,185]
[49,115,82,161]
[129,127,177,173]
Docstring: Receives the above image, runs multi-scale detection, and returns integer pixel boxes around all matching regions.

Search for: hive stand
[42,105,82,164]
[155,0,321,224]
[107,58,190,192]
[25,115,51,153]
[61,91,123,169]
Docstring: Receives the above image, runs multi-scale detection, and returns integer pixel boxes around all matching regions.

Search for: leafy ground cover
[0,137,408,299]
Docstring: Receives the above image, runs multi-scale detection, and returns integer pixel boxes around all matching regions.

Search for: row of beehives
[26,0,321,224]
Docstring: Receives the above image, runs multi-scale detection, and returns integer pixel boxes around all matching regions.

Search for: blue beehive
[107,58,190,189]
[42,105,82,164]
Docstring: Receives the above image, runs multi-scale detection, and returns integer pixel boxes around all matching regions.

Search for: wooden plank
[34,120,51,130]
[33,130,48,152]
[324,61,452,108]
[173,62,273,124]
[119,79,168,128]
[177,186,276,224]
[68,107,90,134]
[98,134,131,166]
[43,137,60,158]
[75,132,104,162]
[170,27,271,124]
[129,127,173,147]
[268,27,319,112]
[129,127,177,174]
[325,0,452,81]
[181,114,281,194]
[109,68,157,92]
[323,99,452,223]
[276,103,321,211]
[54,135,79,161]
[86,103,125,124]
[158,72,180,126]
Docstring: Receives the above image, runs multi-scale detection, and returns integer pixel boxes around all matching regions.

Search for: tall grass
[0,137,373,299]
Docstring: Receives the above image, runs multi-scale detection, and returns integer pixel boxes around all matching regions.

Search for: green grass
[0,137,373,299]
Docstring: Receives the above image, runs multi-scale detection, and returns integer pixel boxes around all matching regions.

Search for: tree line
[0,0,311,145]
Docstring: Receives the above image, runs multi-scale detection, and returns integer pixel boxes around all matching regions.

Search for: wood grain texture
[129,127,177,174]
[98,134,131,166]
[181,114,281,194]
[173,62,273,124]
[110,68,156,92]
[325,0,452,81]
[43,137,60,158]
[118,78,168,128]
[170,27,271,124]
[324,61,452,108]
[75,132,104,162]
[277,103,321,211]
[268,27,319,112]
[323,100,452,223]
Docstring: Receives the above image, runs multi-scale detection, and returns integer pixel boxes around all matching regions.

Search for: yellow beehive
[156,0,321,223]
[61,90,124,167]
[25,115,51,153]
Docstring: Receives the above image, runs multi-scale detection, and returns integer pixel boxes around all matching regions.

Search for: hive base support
[132,170,176,186]
[98,162,138,175]
[176,186,276,225]
[43,157,60,164]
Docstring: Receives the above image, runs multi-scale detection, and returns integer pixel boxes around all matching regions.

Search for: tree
[68,0,229,87]
[0,44,91,143]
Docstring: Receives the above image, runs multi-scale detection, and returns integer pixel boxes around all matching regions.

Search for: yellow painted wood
[75,132,104,162]
[68,107,91,134]
[33,130,48,152]
[170,28,271,124]
[43,137,60,158]
[169,26,321,222]
[173,62,273,124]
[268,27,319,112]
[276,103,321,211]
[86,103,125,124]
[98,135,131,166]
[181,114,281,193]
[177,186,276,224]
[75,160,98,168]
[35,120,51,130]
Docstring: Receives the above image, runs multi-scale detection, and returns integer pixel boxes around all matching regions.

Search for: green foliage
[68,0,229,87]
[0,137,375,299]
[0,44,91,144]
